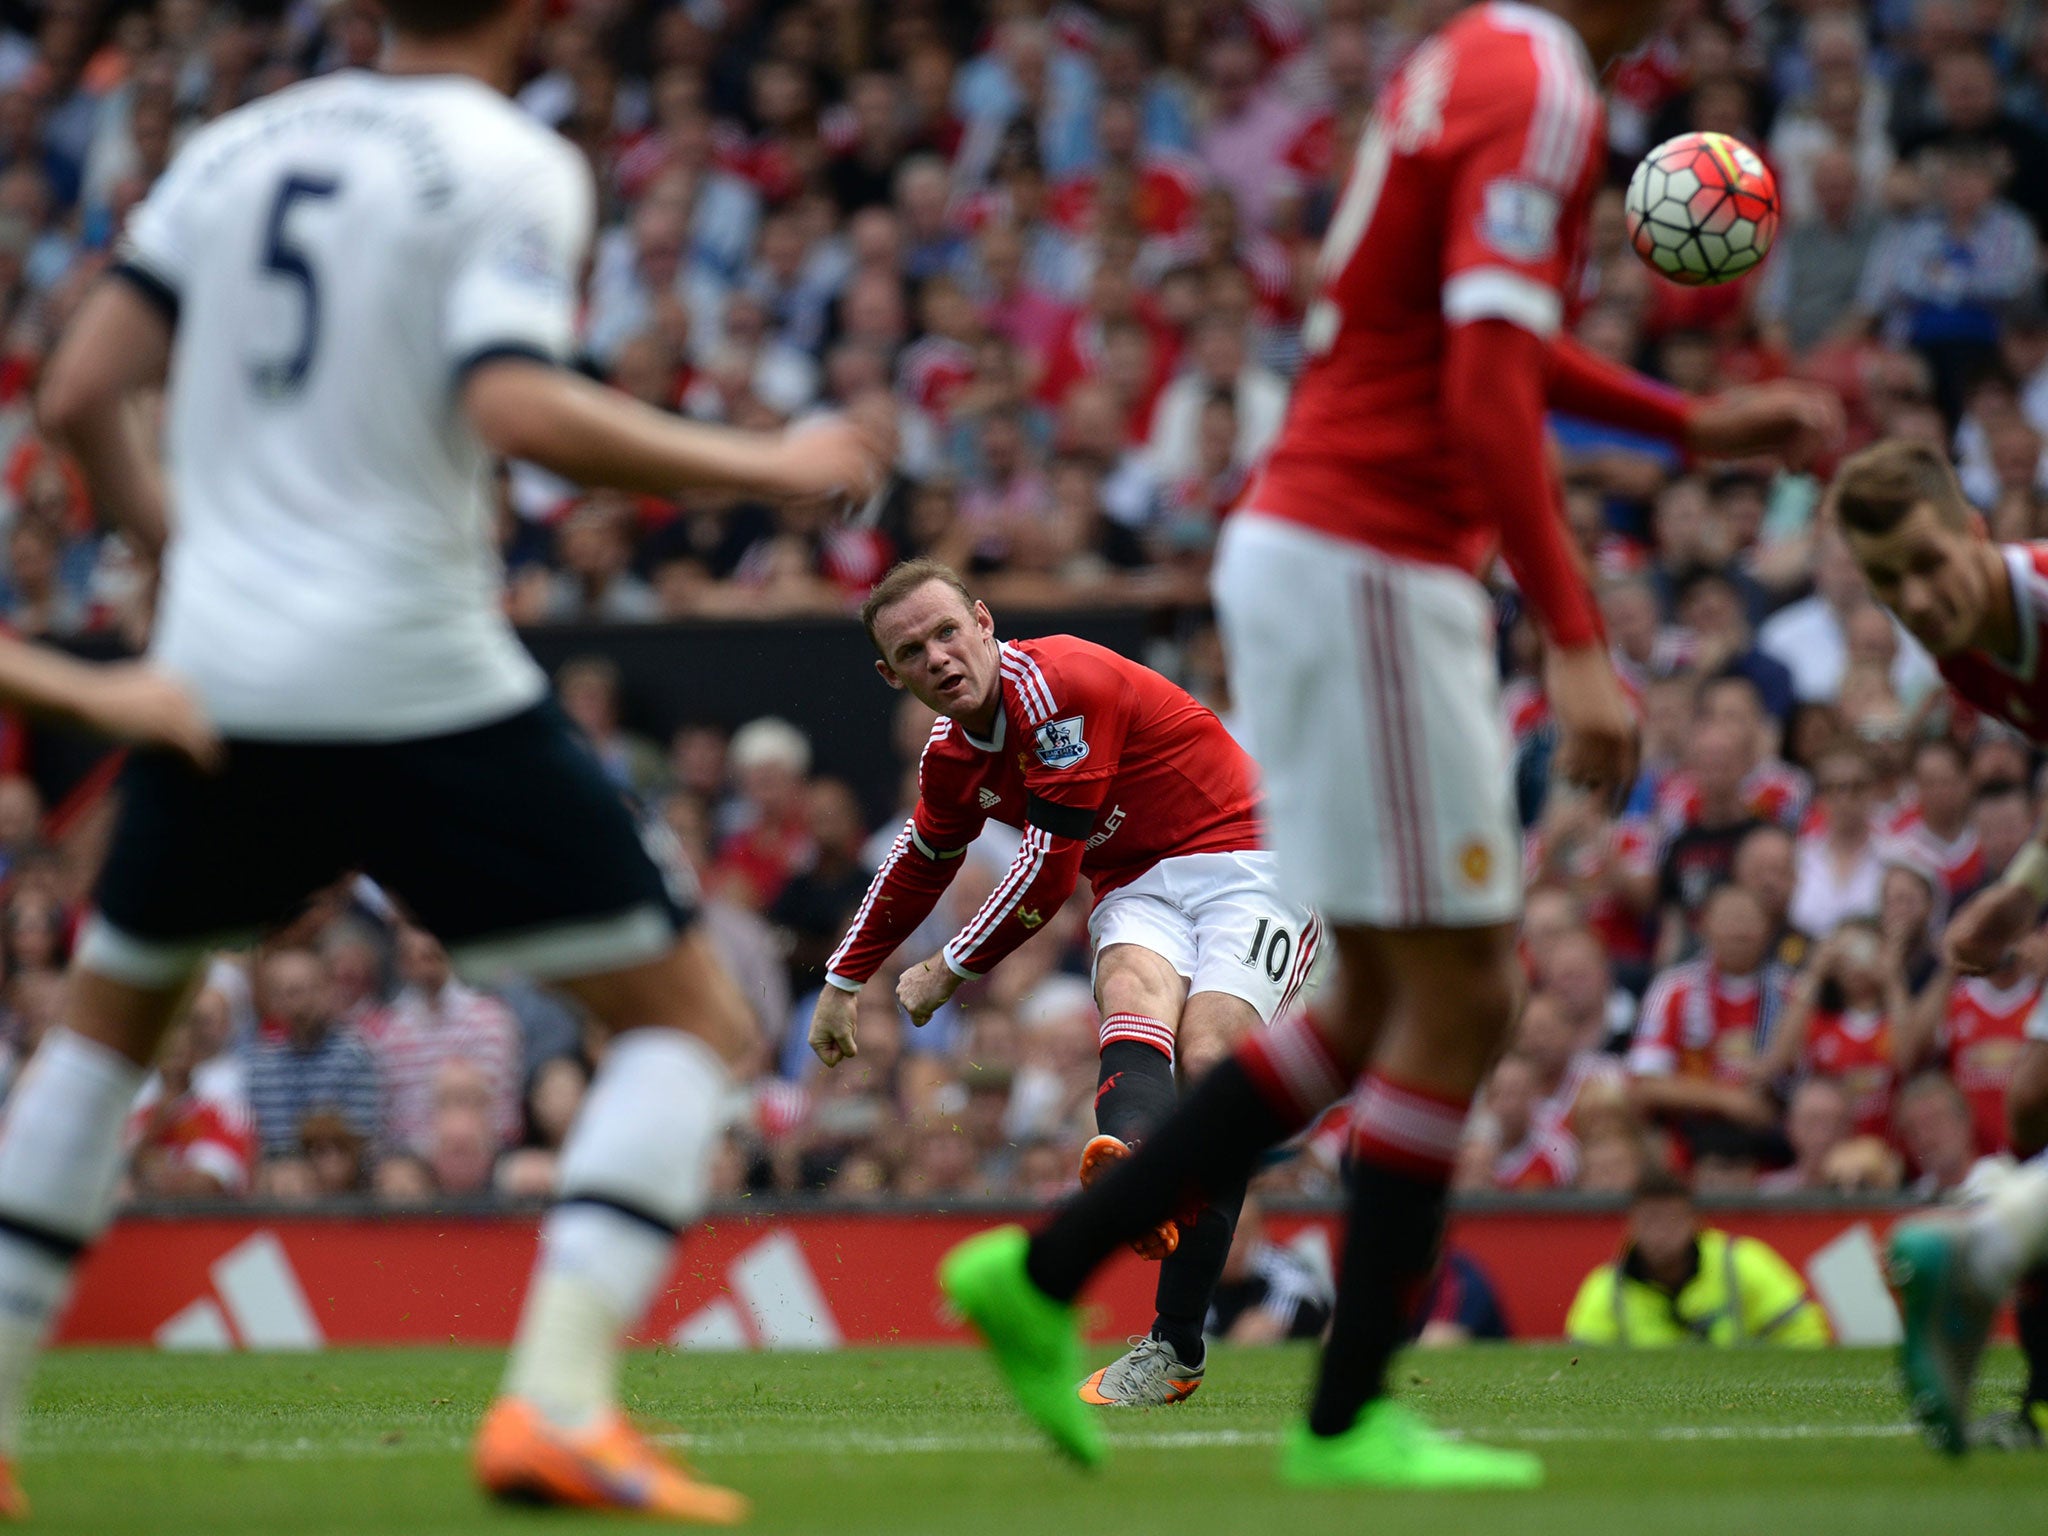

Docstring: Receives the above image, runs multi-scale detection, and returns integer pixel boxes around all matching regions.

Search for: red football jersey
[1802,1007,1897,1139]
[1490,1127,1578,1190]
[1629,960,1780,1087]
[1654,760,1810,839]
[1940,974,2042,1153]
[1938,545,2048,740]
[826,637,1263,985]
[1248,2,1602,572]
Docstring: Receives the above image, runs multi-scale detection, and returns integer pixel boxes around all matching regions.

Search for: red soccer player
[809,559,1319,1407]
[938,0,1837,1490]
[1833,439,2048,1450]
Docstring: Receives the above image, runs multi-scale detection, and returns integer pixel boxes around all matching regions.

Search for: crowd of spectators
[0,0,2039,1205]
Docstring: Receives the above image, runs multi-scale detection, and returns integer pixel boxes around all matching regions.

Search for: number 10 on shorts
[1241,918,1292,982]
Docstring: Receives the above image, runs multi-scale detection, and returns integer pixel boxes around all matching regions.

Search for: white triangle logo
[152,1231,325,1351]
[670,1232,842,1351]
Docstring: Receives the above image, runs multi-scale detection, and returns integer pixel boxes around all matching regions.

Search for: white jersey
[120,70,594,739]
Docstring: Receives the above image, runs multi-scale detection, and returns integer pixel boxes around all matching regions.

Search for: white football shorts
[1211,511,1521,929]
[1089,849,1322,1023]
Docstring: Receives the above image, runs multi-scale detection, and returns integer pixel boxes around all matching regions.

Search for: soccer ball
[1624,131,1779,286]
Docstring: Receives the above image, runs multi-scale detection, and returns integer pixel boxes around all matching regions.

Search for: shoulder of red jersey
[1001,636,1136,723]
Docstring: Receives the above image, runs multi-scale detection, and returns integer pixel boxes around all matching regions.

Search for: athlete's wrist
[823,972,862,994]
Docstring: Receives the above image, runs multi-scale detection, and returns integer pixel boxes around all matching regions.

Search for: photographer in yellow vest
[1566,1169,1831,1347]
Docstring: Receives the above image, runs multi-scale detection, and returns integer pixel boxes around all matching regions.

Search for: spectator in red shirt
[127,1018,256,1199]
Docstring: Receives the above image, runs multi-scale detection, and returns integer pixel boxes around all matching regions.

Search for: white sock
[0,1029,146,1453]
[501,1029,729,1426]
[1967,1161,2048,1295]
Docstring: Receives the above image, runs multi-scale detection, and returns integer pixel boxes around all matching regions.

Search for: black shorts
[86,700,691,983]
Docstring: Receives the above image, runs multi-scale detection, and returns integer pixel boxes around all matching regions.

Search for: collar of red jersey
[960,649,1012,753]
[1989,545,2042,682]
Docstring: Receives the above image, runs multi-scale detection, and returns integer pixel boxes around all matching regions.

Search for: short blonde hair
[1829,439,1971,535]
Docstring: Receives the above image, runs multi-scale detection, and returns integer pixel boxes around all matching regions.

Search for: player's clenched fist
[1546,644,1638,811]
[808,985,860,1068]
[896,954,961,1029]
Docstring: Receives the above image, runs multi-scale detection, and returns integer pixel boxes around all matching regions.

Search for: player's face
[1843,502,1989,657]
[873,584,1001,720]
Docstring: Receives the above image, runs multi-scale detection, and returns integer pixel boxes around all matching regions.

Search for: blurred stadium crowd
[0,0,2039,1205]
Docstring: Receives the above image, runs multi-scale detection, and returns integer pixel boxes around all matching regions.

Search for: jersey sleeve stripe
[947,825,1052,970]
[110,260,180,324]
[1002,647,1058,721]
[453,341,562,382]
[1519,23,1597,191]
[826,819,915,980]
[1000,654,1056,724]
[1442,268,1562,336]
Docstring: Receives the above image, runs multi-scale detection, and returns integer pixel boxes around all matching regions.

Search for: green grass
[16,1344,2045,1534]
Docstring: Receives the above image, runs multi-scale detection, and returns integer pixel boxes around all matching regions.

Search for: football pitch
[19,1344,2043,1534]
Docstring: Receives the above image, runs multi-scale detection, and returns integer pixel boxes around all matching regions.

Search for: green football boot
[939,1226,1106,1469]
[1277,1400,1544,1491]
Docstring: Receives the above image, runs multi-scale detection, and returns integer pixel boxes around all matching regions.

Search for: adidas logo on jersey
[978,788,1001,809]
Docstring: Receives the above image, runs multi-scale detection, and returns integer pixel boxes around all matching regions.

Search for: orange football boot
[1077,1135,1179,1260]
[473,1397,749,1524]
[0,1458,27,1520]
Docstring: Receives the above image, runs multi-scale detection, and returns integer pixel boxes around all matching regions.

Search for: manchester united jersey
[1248,2,1603,573]
[826,637,1263,986]
[1938,545,2048,738]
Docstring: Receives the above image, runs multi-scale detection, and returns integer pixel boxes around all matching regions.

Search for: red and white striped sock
[1347,1072,1471,1183]
[1236,1007,1351,1134]
[1099,1011,1175,1064]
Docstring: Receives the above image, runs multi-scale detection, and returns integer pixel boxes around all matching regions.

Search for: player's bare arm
[1452,319,1638,804]
[463,359,892,504]
[0,645,221,771]
[37,277,174,558]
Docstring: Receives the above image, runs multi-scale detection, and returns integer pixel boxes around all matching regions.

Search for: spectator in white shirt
[1790,748,1886,939]
[1146,313,1288,481]
[1757,528,1938,705]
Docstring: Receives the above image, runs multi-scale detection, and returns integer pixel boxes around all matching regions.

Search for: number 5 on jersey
[252,173,340,397]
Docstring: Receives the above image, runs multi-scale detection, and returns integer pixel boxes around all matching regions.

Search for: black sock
[1026,1057,1296,1304]
[1094,1039,1178,1146]
[1307,1158,1451,1437]
[2018,1264,2048,1411]
[1150,1174,1249,1370]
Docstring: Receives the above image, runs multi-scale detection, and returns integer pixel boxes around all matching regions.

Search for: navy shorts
[85,700,691,984]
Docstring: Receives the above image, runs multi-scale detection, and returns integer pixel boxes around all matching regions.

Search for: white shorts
[1088,850,1322,1023]
[1211,512,1521,929]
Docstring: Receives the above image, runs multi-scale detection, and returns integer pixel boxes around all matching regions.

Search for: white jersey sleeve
[116,115,237,313]
[444,141,594,372]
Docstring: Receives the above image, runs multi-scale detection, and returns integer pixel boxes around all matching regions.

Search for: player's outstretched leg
[476,942,750,1522]
[1891,1156,2048,1456]
[1078,1175,1247,1407]
[1278,928,1541,1493]
[1277,1076,1539,1491]
[0,966,185,1519]
[1889,1213,1998,1456]
[943,1010,1355,1459]
[1085,1021,1182,1260]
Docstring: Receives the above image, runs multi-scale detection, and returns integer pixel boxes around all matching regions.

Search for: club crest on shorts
[1032,715,1090,769]
[1459,839,1493,887]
